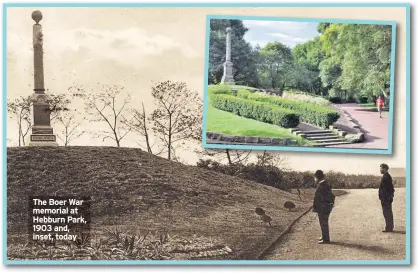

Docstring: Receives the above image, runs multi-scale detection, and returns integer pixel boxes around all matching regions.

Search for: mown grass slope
[206,104,307,143]
[7,147,310,260]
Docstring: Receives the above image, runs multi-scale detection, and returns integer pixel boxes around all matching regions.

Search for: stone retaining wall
[206,132,299,146]
[338,110,365,143]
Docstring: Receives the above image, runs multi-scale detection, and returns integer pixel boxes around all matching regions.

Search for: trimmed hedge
[210,94,300,128]
[238,91,340,128]
[208,84,233,95]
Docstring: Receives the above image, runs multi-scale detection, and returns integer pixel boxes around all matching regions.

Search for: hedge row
[207,84,233,95]
[210,94,300,128]
[238,91,340,128]
[197,160,406,191]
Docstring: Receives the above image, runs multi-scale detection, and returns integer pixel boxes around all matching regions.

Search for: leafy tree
[208,19,258,86]
[320,23,392,99]
[317,22,331,34]
[289,37,325,94]
[259,42,293,89]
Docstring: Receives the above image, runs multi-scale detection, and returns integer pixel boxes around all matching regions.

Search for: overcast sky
[5,7,406,174]
[243,20,320,48]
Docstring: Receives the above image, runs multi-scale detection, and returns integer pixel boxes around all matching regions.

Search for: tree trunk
[113,128,120,147]
[141,103,153,154]
[65,126,69,146]
[226,149,232,165]
[168,114,172,160]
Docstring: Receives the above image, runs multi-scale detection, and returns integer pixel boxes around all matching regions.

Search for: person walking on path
[313,170,335,244]
[379,163,395,232]
[377,95,385,118]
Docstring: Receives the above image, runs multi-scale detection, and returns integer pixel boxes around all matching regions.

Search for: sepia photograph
[2,2,410,266]
[203,16,396,154]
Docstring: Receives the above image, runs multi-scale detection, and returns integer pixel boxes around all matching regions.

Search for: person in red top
[377,95,385,118]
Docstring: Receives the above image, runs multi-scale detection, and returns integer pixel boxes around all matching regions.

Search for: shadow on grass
[330,241,395,254]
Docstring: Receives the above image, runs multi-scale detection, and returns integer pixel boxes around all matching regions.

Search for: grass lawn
[206,104,309,144]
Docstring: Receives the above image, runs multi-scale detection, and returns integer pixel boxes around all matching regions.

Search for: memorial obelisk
[29,10,58,146]
[221,27,235,85]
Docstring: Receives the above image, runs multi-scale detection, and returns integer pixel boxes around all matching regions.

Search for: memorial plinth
[221,27,235,85]
[29,10,58,146]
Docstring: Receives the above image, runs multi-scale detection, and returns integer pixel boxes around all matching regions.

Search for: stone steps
[304,133,336,137]
[291,127,353,147]
[306,135,341,141]
[312,138,347,143]
[312,141,353,147]
[300,130,334,134]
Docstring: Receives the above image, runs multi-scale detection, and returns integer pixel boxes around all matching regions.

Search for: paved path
[266,188,406,260]
[331,103,389,149]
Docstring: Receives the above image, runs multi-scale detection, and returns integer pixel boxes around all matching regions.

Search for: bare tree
[256,150,286,168]
[150,80,202,160]
[55,113,86,146]
[85,84,132,147]
[122,102,158,154]
[52,84,87,146]
[7,96,32,146]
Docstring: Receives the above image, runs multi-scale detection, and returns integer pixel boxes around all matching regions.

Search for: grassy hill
[7,147,311,260]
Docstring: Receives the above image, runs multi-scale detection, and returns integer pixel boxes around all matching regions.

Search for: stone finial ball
[32,10,43,24]
[226,27,232,33]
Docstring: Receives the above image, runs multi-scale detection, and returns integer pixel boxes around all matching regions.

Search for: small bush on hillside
[210,94,300,128]
[196,159,291,191]
[329,97,342,104]
[208,84,233,95]
[197,160,405,191]
[237,91,339,128]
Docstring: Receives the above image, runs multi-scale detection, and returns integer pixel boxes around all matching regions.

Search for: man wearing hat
[379,164,395,232]
[313,170,335,244]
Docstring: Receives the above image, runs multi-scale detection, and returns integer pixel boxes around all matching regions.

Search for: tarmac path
[331,103,389,149]
[266,188,406,260]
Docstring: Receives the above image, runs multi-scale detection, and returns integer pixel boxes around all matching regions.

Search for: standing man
[313,170,335,244]
[379,164,395,232]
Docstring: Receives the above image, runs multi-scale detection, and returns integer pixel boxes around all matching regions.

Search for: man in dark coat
[313,170,335,244]
[379,164,395,232]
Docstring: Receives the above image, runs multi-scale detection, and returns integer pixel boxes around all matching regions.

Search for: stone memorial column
[221,27,235,85]
[29,10,58,146]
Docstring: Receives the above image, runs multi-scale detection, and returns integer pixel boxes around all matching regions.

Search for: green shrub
[355,94,369,104]
[237,91,339,128]
[208,84,233,95]
[210,94,300,128]
[329,97,342,104]
[197,160,406,191]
